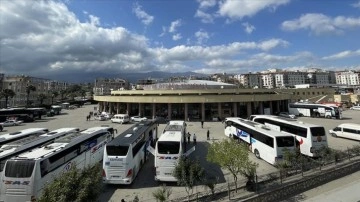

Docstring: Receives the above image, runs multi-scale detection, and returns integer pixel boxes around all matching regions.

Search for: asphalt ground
[1,105,359,201]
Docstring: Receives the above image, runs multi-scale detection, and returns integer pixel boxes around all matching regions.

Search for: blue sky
[0,0,359,82]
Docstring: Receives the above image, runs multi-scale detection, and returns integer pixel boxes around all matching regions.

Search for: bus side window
[40,160,49,177]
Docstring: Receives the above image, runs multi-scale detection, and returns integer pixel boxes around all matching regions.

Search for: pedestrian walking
[207,129,210,140]
[187,132,191,143]
[201,120,204,128]
[193,133,197,145]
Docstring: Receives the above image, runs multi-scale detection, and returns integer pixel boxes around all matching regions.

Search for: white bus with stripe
[249,115,327,157]
[0,126,116,202]
[224,117,296,165]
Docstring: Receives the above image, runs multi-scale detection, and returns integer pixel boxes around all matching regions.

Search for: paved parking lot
[1,105,359,202]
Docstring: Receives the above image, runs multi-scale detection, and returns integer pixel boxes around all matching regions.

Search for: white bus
[0,126,116,202]
[0,128,79,179]
[148,120,195,182]
[224,117,296,165]
[329,123,360,141]
[0,128,49,147]
[249,115,327,157]
[103,120,158,185]
[288,102,342,119]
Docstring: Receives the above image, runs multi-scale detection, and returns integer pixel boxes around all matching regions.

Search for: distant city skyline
[0,0,359,82]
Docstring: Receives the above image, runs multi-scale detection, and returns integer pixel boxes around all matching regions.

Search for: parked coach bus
[103,120,158,185]
[148,120,195,182]
[224,117,296,165]
[249,115,328,157]
[288,102,342,119]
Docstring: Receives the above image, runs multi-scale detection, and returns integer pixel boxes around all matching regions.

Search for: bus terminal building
[94,81,336,121]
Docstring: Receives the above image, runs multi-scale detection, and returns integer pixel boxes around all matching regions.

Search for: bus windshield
[276,137,295,147]
[106,145,129,156]
[310,127,326,136]
[5,160,35,178]
[157,141,180,154]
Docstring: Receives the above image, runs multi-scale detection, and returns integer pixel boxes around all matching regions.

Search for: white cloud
[172,33,182,41]
[194,29,210,44]
[218,0,289,20]
[132,3,154,26]
[169,19,182,33]
[322,49,360,60]
[197,0,217,9]
[352,1,360,8]
[242,22,255,34]
[258,39,289,51]
[281,13,360,35]
[195,10,214,24]
[159,26,167,37]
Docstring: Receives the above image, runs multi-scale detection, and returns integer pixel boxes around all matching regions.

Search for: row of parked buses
[0,119,195,201]
[224,115,329,165]
[225,114,360,166]
[102,120,195,184]
[0,126,116,202]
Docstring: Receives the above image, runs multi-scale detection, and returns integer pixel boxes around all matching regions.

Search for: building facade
[94,85,335,121]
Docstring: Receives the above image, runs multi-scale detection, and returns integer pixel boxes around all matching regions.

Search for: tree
[173,157,205,202]
[37,93,47,105]
[51,91,59,104]
[152,184,172,202]
[0,89,16,108]
[26,84,36,107]
[38,163,102,202]
[207,139,258,192]
[60,90,67,100]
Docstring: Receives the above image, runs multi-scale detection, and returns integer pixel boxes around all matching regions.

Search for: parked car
[94,115,107,121]
[350,106,360,110]
[0,119,23,127]
[130,116,147,122]
[278,112,296,119]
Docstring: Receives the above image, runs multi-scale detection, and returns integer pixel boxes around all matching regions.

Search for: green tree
[0,89,16,108]
[38,163,102,202]
[37,93,47,105]
[207,139,258,192]
[26,84,36,107]
[152,185,172,202]
[173,157,205,202]
[51,91,59,104]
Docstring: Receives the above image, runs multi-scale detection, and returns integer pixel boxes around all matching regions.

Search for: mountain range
[45,71,209,83]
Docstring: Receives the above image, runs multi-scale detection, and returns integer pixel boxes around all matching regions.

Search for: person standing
[193,133,197,145]
[207,129,210,140]
[187,132,191,143]
[201,121,204,128]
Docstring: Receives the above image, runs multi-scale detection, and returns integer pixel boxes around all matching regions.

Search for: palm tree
[51,91,59,104]
[26,85,36,107]
[1,89,16,108]
[37,93,47,105]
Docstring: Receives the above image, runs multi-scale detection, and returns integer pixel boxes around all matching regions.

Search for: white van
[111,114,130,124]
[329,123,360,141]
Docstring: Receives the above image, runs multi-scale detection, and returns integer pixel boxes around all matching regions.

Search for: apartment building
[94,78,129,95]
[238,73,263,88]
[1,75,71,107]
[335,71,360,86]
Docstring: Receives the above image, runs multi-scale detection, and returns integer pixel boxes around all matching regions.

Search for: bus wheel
[299,113,303,117]
[254,149,260,159]
[326,115,331,119]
